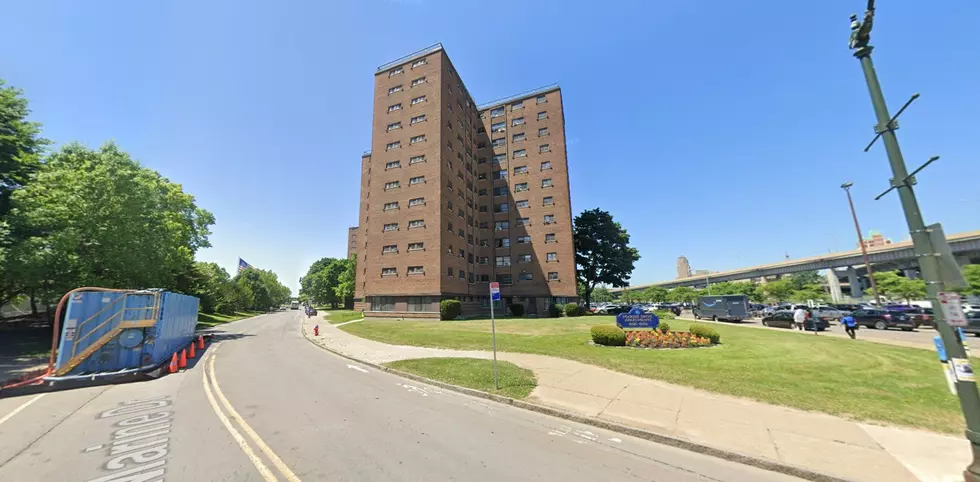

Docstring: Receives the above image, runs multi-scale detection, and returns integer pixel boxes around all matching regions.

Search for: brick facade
[353,44,576,318]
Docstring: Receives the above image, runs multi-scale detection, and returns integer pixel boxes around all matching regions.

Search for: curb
[300,320,853,482]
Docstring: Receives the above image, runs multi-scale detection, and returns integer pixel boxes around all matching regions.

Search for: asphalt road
[0,311,802,482]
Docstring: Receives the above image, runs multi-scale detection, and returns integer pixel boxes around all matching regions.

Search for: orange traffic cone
[188,341,196,359]
[168,353,179,373]
[178,349,188,369]
[197,336,205,349]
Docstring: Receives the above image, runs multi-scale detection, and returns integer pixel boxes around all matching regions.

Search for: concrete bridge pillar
[847,266,863,299]
[903,268,920,279]
[955,255,972,267]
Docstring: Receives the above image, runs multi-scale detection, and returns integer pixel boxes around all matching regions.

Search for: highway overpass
[613,230,980,292]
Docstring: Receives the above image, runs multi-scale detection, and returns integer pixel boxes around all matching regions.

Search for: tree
[300,257,342,307]
[233,267,290,311]
[788,271,822,291]
[591,285,612,303]
[334,254,357,308]
[962,265,980,297]
[574,208,640,309]
[866,271,925,304]
[5,142,214,312]
[0,79,49,219]
[667,286,698,304]
[790,284,828,303]
[640,286,669,303]
[760,279,793,302]
[619,288,636,305]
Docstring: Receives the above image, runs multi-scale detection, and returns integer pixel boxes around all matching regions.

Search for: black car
[850,308,915,331]
[960,312,980,336]
[596,304,632,315]
[761,310,829,331]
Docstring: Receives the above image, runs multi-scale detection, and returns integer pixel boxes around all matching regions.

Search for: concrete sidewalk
[303,318,969,482]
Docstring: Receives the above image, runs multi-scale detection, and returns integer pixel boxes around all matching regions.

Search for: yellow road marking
[207,345,302,482]
[201,349,278,482]
[0,393,45,427]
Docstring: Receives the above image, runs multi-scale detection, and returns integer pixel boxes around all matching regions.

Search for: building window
[511,117,525,127]
[491,107,504,118]
[478,189,488,196]
[458,270,465,280]
[411,76,426,87]
[408,219,425,229]
[539,144,550,153]
[479,205,488,212]
[490,121,506,133]
[492,153,507,164]
[496,274,513,285]
[495,256,511,267]
[409,176,425,185]
[493,170,508,180]
[545,233,556,243]
[517,235,530,244]
[496,237,510,248]
[383,201,399,211]
[388,85,403,95]
[468,272,474,283]
[519,272,533,281]
[382,245,398,254]
[458,248,465,258]
[479,221,489,229]
[537,111,547,120]
[410,115,426,125]
[541,178,553,188]
[408,266,424,275]
[543,214,555,224]
[385,160,401,169]
[513,149,526,158]
[412,58,427,68]
[386,141,401,151]
[516,217,530,226]
[383,223,398,232]
[518,254,532,263]
[480,274,491,282]
[548,272,559,281]
[543,196,554,206]
[515,200,529,209]
[408,242,424,251]
[447,267,454,277]
[372,296,395,311]
[511,101,524,111]
[467,235,473,246]
[457,208,464,218]
[386,122,401,132]
[407,296,430,312]
[458,228,465,238]
[389,67,403,77]
[478,256,489,265]
[411,95,426,105]
[494,202,509,213]
[541,161,552,171]
[477,172,487,180]
[410,135,426,144]
[447,244,453,254]
[491,138,506,148]
[447,221,454,232]
[381,267,397,277]
[514,182,528,192]
[536,94,547,104]
[538,127,549,137]
[513,165,528,175]
[547,252,558,262]
[384,181,400,190]
[494,221,509,231]
[409,197,425,207]
[491,186,506,197]
[388,103,402,113]
[512,132,525,143]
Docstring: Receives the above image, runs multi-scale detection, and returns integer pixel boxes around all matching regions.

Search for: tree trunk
[30,289,39,315]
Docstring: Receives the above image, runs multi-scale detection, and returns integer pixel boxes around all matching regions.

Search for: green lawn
[343,316,966,433]
[320,309,363,325]
[386,357,536,399]
[196,311,263,329]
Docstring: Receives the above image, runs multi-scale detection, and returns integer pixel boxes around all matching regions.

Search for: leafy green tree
[790,284,828,303]
[334,254,357,308]
[619,288,636,305]
[667,286,698,304]
[591,285,612,303]
[760,279,793,302]
[866,271,925,304]
[0,79,49,218]
[233,267,290,311]
[640,286,668,303]
[574,208,640,308]
[6,142,214,311]
[962,265,980,296]
[189,262,232,314]
[788,271,822,291]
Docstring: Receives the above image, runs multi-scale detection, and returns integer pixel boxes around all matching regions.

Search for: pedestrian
[841,313,857,339]
[793,307,806,331]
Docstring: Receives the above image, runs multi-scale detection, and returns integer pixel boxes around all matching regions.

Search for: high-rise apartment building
[861,230,893,249]
[347,226,359,259]
[676,256,691,279]
[353,43,576,317]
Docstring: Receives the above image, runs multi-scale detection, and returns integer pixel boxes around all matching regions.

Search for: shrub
[689,323,721,344]
[591,325,626,346]
[654,310,676,320]
[658,321,671,334]
[548,303,561,318]
[625,330,712,349]
[440,300,461,320]
[564,302,580,317]
[509,303,525,317]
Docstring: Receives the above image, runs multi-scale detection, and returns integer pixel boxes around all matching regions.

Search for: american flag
[238,258,252,272]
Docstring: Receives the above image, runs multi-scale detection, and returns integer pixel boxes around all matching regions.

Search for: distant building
[347,226,359,259]
[676,256,691,278]
[861,230,893,249]
[693,269,712,276]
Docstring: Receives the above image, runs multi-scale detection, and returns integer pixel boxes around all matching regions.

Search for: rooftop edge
[376,43,444,74]
[477,83,560,111]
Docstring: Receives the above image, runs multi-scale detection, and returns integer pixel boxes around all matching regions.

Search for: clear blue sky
[3,0,978,293]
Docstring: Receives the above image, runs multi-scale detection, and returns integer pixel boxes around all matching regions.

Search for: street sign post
[939,292,968,327]
[489,282,500,390]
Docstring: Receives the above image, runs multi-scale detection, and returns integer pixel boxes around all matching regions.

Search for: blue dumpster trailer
[51,289,200,378]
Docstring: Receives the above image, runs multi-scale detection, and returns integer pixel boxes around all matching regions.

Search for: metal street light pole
[840,182,882,305]
[848,4,980,481]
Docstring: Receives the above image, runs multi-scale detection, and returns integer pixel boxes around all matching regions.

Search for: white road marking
[347,364,369,373]
[0,393,44,427]
[83,444,104,453]
[202,349,278,482]
[609,437,623,443]
[207,345,302,482]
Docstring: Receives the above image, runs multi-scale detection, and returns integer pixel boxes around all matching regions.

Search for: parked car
[761,310,829,331]
[832,303,862,314]
[960,311,980,336]
[907,307,934,328]
[595,304,632,315]
[851,308,916,331]
[809,305,841,321]
[658,303,682,316]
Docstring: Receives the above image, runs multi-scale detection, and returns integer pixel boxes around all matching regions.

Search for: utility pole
[840,182,881,305]
[848,3,980,481]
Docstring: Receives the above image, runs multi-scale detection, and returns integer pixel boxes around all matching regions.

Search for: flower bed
[625,330,713,349]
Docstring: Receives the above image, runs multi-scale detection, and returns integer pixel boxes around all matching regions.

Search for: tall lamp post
[848,3,980,480]
[840,182,881,305]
